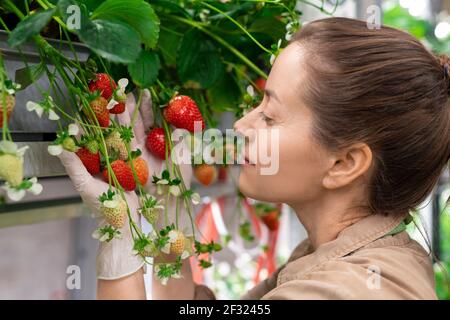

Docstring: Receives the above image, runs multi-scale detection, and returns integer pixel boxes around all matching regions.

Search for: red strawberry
[0,94,15,128]
[261,211,279,231]
[163,95,205,132]
[130,157,149,187]
[76,147,100,175]
[255,78,266,91]
[109,101,125,114]
[194,164,217,186]
[146,128,169,160]
[88,96,110,128]
[102,160,136,191]
[88,73,117,100]
[218,165,228,182]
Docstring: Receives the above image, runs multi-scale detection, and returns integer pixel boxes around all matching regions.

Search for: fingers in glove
[121,92,147,143]
[57,150,93,191]
[116,93,139,150]
[139,89,154,131]
[116,92,135,127]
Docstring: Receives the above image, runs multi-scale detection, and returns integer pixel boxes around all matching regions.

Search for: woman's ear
[322,143,373,189]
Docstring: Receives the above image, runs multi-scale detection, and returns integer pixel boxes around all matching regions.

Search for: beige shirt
[194,212,437,300]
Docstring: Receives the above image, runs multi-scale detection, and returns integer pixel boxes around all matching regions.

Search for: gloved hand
[58,149,144,280]
[58,89,193,280]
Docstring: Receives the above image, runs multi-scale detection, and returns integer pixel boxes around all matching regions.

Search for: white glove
[58,89,193,280]
[58,150,144,280]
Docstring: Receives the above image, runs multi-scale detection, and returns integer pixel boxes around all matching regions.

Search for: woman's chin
[238,169,263,200]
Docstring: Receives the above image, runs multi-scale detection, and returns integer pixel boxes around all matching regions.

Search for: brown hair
[290,17,450,215]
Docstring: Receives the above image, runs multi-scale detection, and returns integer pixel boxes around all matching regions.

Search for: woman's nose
[234,106,258,134]
[234,112,256,146]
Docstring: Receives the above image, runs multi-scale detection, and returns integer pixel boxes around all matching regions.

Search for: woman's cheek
[237,128,289,201]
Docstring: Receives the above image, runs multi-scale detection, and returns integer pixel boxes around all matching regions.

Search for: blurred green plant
[383,2,450,53]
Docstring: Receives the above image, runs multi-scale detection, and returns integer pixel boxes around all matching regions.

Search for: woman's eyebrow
[265,89,281,103]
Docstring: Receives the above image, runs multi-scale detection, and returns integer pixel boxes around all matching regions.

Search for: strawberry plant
[0,0,339,284]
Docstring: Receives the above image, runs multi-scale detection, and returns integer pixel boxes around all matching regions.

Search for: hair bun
[438,54,450,96]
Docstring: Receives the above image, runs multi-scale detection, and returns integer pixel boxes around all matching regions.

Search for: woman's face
[234,44,332,205]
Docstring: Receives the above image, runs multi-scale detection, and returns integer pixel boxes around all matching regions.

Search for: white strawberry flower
[157,179,169,185]
[270,39,283,65]
[181,250,190,260]
[26,96,60,121]
[0,140,28,158]
[168,230,179,243]
[103,194,121,208]
[191,192,201,205]
[2,184,26,201]
[246,85,255,97]
[285,32,293,41]
[47,145,63,156]
[172,271,182,279]
[47,123,79,156]
[92,229,108,242]
[161,242,171,254]
[0,81,21,94]
[107,78,128,110]
[28,177,43,195]
[156,179,169,195]
[270,54,276,66]
[169,185,181,197]
[68,123,79,136]
[92,226,122,242]
[1,177,43,202]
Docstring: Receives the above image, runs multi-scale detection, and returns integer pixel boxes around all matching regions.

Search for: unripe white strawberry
[0,154,23,186]
[105,130,128,160]
[170,230,186,255]
[100,195,127,229]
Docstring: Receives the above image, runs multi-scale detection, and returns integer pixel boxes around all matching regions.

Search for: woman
[59,17,450,299]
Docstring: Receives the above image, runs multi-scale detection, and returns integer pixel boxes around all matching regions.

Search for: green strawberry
[86,139,99,154]
[62,137,78,152]
[0,154,23,186]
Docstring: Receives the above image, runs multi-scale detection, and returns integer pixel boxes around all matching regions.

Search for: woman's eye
[259,112,274,125]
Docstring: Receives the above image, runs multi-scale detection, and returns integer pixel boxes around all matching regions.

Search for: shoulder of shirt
[262,232,436,300]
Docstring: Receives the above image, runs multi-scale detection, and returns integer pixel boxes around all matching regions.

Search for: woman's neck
[290,193,372,250]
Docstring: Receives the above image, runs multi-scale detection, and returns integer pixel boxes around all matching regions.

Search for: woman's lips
[244,156,255,166]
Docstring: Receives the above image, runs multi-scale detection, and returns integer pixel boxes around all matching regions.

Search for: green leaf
[78,19,142,64]
[177,30,224,89]
[158,28,182,67]
[128,50,160,87]
[8,8,56,47]
[14,62,46,90]
[249,16,286,42]
[206,72,240,112]
[57,0,142,63]
[79,0,106,13]
[91,0,160,49]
